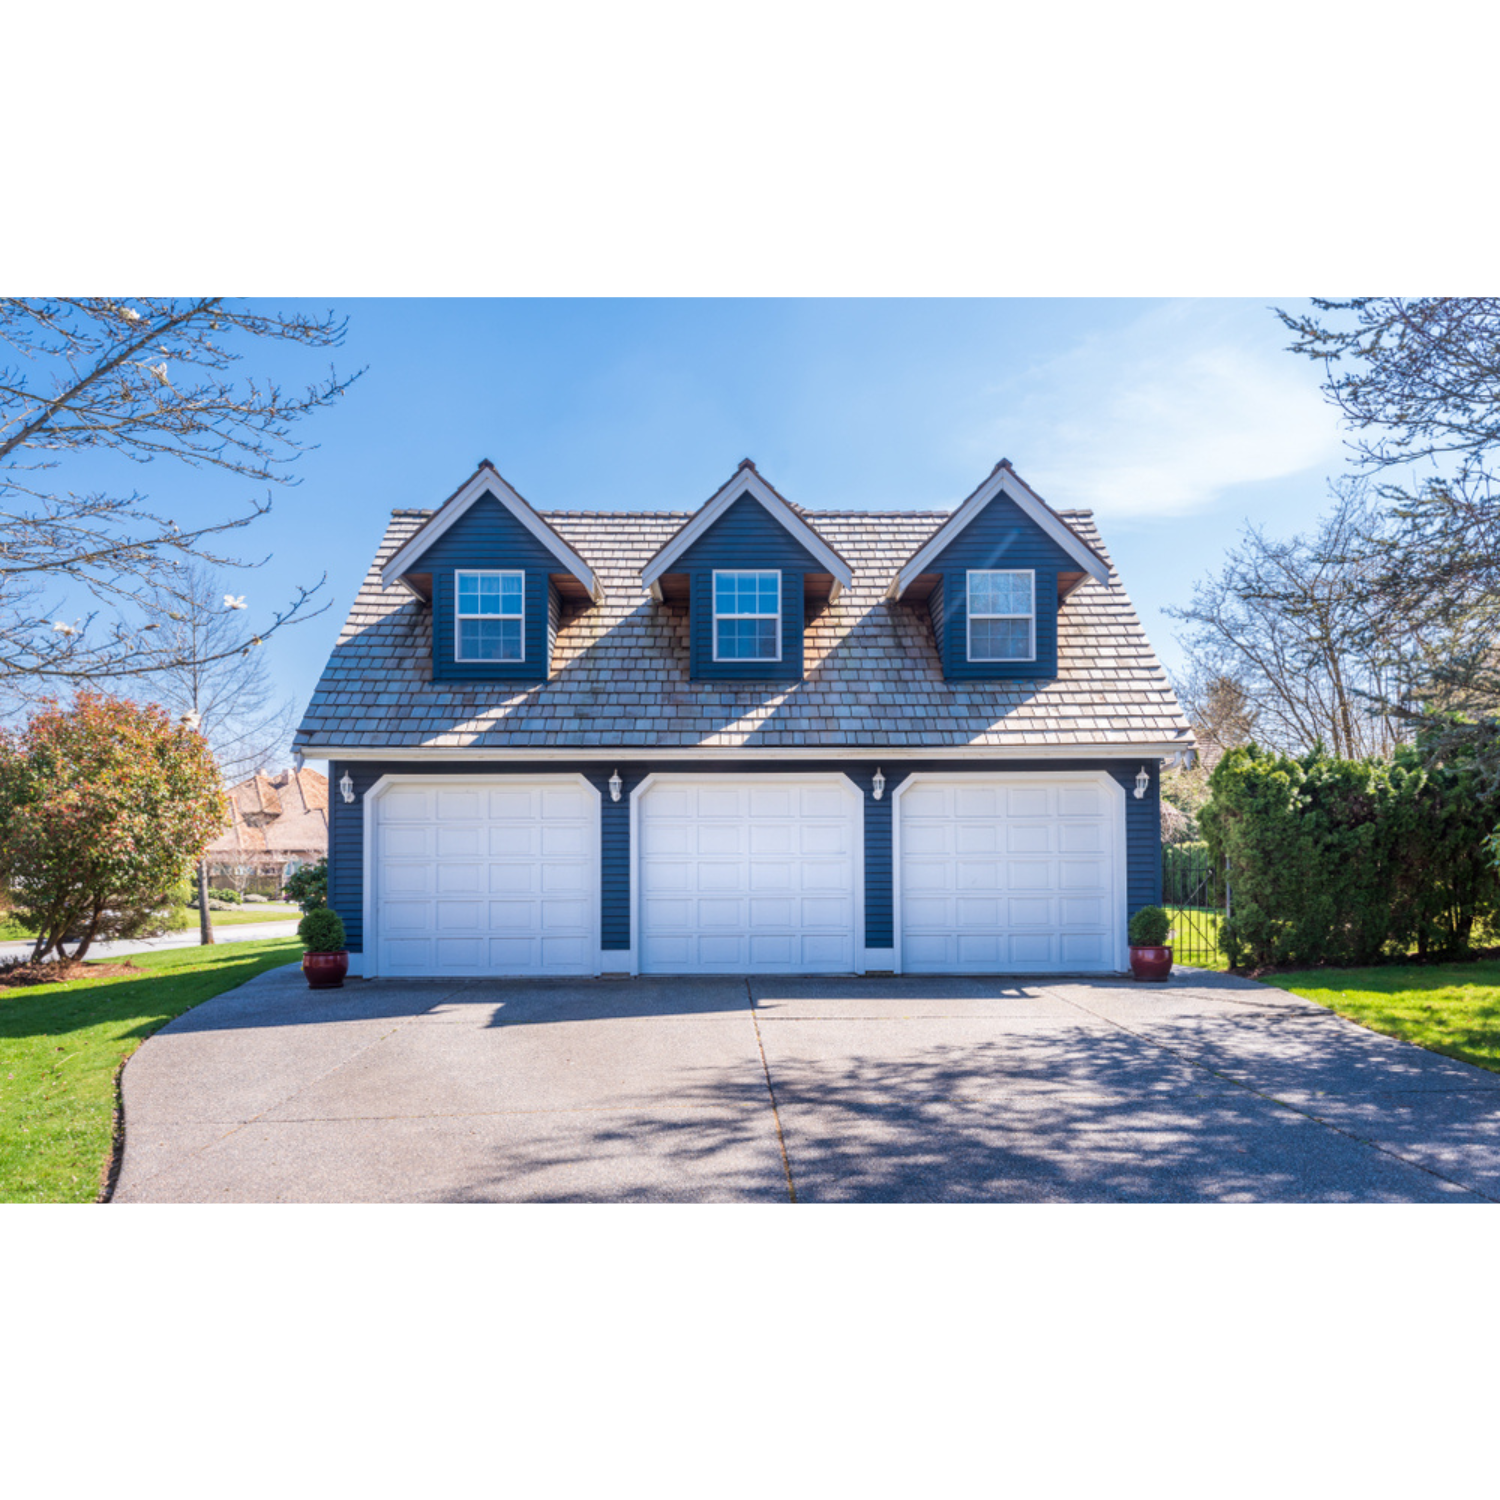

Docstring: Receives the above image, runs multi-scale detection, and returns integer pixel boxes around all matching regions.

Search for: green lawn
[0,937,302,1203]
[0,905,300,943]
[1263,960,1500,1075]
[1166,907,1229,971]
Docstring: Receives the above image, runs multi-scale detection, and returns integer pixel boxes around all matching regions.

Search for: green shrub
[282,856,327,914]
[208,887,242,904]
[1128,905,1172,946]
[297,907,346,953]
[1201,740,1500,969]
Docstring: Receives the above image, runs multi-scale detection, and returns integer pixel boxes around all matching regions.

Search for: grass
[0,905,300,943]
[1263,960,1500,1075]
[0,937,302,1203]
[1165,906,1229,971]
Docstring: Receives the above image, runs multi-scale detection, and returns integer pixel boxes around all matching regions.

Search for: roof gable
[888,460,1110,600]
[641,460,852,600]
[381,462,600,601]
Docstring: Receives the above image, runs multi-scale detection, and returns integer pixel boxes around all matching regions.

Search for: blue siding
[674,494,822,682]
[407,492,563,684]
[329,757,1162,962]
[926,492,1078,681]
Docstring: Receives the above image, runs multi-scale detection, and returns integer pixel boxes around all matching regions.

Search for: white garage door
[372,779,597,977]
[638,778,860,974]
[898,776,1121,973]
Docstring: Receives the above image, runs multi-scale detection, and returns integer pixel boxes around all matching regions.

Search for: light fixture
[339,770,355,804]
[1133,766,1150,800]
[871,768,886,801]
[609,768,623,803]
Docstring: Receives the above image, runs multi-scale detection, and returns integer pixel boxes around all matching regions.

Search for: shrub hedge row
[1200,741,1500,969]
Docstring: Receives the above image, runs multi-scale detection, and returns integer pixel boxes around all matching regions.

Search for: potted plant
[299,907,349,989]
[1128,905,1173,981]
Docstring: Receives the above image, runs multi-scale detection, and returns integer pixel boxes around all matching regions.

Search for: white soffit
[381,465,601,602]
[888,463,1111,600]
[640,466,854,600]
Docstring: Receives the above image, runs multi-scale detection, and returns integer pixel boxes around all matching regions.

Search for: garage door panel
[638,778,858,975]
[900,776,1120,974]
[438,826,481,857]
[374,779,596,978]
[436,789,483,820]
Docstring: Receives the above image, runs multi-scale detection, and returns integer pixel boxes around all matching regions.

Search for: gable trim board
[889,462,1110,601]
[641,465,853,601]
[381,465,601,602]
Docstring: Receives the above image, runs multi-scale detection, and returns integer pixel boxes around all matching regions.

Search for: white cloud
[986,301,1346,518]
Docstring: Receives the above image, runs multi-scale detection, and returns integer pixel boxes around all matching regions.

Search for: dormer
[888,460,1111,681]
[641,461,853,682]
[381,461,600,684]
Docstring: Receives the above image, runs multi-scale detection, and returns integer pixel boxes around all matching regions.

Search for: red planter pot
[302,950,349,989]
[1129,945,1173,982]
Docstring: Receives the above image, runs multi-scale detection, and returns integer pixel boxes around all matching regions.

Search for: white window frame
[454,569,525,663]
[711,569,782,663]
[966,568,1036,662]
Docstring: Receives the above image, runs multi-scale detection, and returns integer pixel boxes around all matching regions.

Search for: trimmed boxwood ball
[1128,905,1172,947]
[298,907,346,953]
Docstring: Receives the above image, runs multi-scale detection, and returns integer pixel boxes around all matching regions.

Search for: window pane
[459,617,523,661]
[969,571,1031,617]
[498,576,522,613]
[971,617,1031,660]
[458,573,521,617]
[716,617,778,660]
[715,571,778,616]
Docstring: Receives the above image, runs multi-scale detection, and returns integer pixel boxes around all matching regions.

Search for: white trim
[710,569,782,663]
[628,771,866,976]
[640,469,852,599]
[360,771,602,980]
[454,569,525,663]
[861,947,896,972]
[891,770,1128,975]
[965,568,1036,663]
[381,467,601,602]
[312,743,1188,763]
[887,466,1111,600]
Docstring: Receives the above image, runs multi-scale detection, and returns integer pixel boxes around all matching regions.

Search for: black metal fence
[1163,843,1227,969]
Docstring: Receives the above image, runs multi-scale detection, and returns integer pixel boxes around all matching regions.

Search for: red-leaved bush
[0,693,226,961]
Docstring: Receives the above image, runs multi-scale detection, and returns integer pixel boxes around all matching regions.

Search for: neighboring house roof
[889,460,1111,600]
[640,460,854,599]
[380,461,603,603]
[294,503,1193,758]
[205,768,329,863]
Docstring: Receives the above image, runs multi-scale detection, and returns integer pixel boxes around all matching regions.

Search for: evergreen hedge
[1200,741,1500,969]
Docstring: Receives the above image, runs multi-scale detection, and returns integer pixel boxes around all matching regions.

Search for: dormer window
[713,570,781,661]
[456,570,524,662]
[967,569,1034,661]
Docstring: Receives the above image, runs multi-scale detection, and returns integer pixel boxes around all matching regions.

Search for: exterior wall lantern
[609,769,623,803]
[339,770,356,804]
[871,768,886,801]
[1133,766,1150,800]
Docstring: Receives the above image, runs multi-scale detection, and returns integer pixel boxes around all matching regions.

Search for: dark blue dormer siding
[675,494,822,682]
[929,491,1079,681]
[413,492,562,684]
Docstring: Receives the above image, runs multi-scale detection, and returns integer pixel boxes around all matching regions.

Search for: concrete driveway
[112,965,1500,1202]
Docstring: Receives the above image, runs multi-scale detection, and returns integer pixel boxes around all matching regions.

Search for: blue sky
[83,297,1351,760]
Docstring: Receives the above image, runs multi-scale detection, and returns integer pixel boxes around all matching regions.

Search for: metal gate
[1162,844,1227,969]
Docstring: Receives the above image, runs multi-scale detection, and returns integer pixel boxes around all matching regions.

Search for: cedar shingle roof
[292,510,1192,753]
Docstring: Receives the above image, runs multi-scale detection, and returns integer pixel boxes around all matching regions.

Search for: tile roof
[206,769,329,860]
[293,510,1193,754]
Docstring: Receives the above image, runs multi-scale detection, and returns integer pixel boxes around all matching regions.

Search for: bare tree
[1167,488,1417,760]
[0,298,356,696]
[129,563,301,943]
